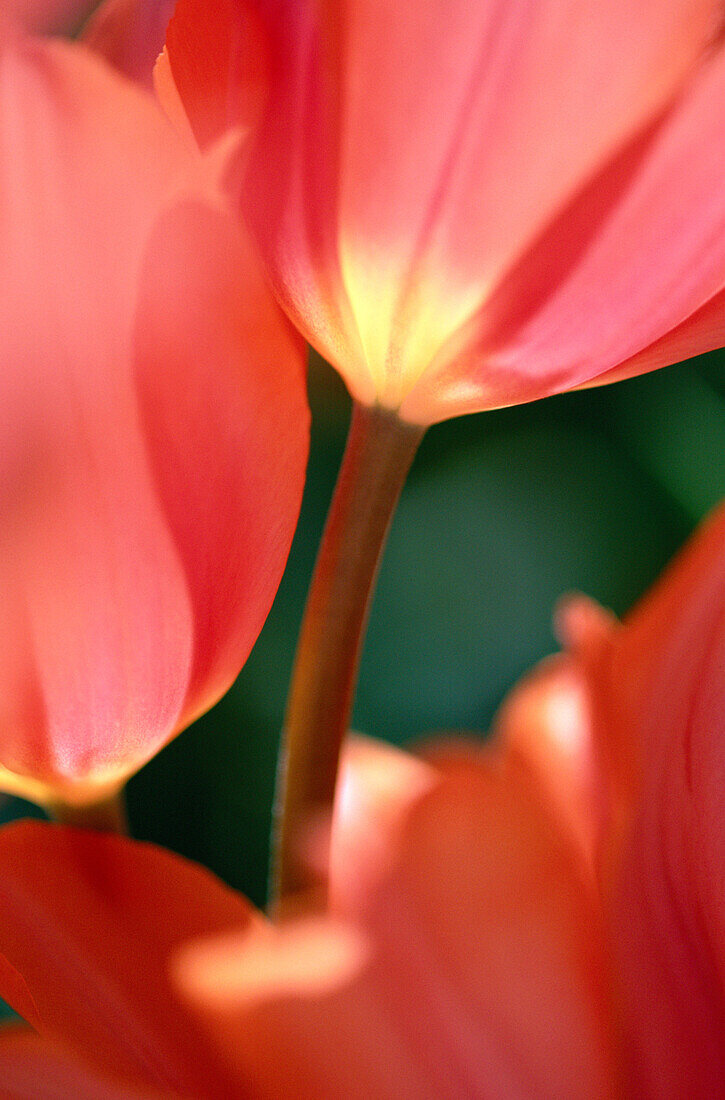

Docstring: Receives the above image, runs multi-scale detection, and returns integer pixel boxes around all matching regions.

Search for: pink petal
[0,33,308,802]
[576,285,725,391]
[0,822,256,1095]
[134,197,309,732]
[407,42,725,420]
[222,0,720,417]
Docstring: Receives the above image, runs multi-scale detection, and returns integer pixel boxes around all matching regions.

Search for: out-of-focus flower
[0,742,611,1099]
[0,23,308,810]
[176,502,725,1098]
[3,504,725,1097]
[561,507,725,1096]
[160,0,725,425]
[179,743,615,1099]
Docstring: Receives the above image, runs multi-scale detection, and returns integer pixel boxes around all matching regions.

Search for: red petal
[83,0,175,88]
[583,504,725,1093]
[0,822,257,1095]
[182,756,615,1098]
[0,1026,164,1099]
[163,0,267,150]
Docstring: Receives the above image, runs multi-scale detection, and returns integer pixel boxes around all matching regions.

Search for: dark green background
[4,348,723,911]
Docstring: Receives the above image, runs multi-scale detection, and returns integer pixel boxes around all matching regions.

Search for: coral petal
[0,822,256,1096]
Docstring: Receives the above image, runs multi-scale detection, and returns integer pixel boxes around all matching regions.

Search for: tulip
[157,2,725,899]
[163,0,725,425]
[0,24,308,815]
[3,502,725,1096]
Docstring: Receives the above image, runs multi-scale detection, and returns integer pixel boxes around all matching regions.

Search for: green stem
[272,401,425,911]
[47,788,128,834]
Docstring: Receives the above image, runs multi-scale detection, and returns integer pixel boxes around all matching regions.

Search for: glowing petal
[0,33,308,803]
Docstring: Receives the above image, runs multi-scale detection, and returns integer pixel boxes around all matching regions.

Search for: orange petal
[181,757,616,1098]
[583,503,725,1093]
[0,822,258,1096]
[163,0,267,150]
[329,736,436,917]
[0,34,308,803]
[0,1026,164,1099]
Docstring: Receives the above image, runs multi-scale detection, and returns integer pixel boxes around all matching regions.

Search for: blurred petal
[0,822,256,1096]
[83,0,175,87]
[0,34,308,802]
[178,918,369,1010]
[583,504,725,1094]
[5,0,95,34]
[492,649,606,869]
[182,755,615,1099]
[329,736,435,917]
[0,1027,164,1099]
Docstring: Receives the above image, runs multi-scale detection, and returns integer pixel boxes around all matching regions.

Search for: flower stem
[47,789,128,834]
[272,401,425,911]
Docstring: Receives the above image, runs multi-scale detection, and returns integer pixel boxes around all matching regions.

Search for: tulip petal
[82,0,175,87]
[0,33,308,800]
[0,822,257,1096]
[583,504,725,1094]
[182,753,615,1099]
[0,33,188,797]
[162,0,267,150]
[206,0,719,415]
[576,285,725,392]
[329,736,436,917]
[492,652,605,869]
[133,197,309,731]
[406,42,725,420]
[0,1027,164,1099]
